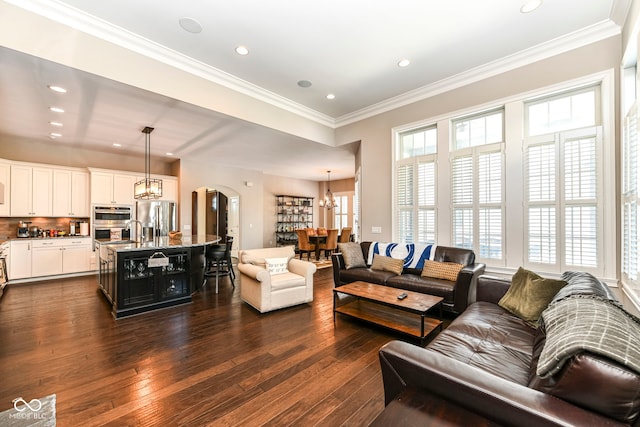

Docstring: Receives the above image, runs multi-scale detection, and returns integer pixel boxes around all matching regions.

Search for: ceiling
[0,0,630,181]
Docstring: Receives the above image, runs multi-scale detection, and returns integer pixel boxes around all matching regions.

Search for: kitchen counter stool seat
[204,243,234,293]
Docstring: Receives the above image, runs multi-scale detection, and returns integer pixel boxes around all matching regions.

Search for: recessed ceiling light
[297,80,312,88]
[179,17,202,33]
[113,143,122,147]
[49,132,62,138]
[520,0,542,13]
[166,152,173,156]
[235,46,249,55]
[49,121,63,127]
[48,85,67,93]
[49,107,64,113]
[398,59,411,67]
[326,94,336,100]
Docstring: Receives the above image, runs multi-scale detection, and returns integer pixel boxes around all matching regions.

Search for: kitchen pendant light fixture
[319,170,336,210]
[134,126,163,199]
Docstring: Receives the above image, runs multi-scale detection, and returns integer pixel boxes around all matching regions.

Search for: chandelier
[319,170,336,209]
[134,126,163,199]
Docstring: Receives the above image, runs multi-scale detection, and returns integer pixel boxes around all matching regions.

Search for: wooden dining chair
[339,227,352,243]
[295,229,316,260]
[319,229,339,259]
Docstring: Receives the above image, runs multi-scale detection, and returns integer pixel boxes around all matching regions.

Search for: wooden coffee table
[333,281,443,345]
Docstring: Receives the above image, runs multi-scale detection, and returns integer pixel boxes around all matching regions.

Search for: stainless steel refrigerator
[136,201,177,237]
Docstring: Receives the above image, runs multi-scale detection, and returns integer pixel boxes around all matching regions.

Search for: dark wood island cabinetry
[99,235,219,318]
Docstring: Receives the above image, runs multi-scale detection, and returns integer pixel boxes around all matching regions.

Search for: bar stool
[225,236,235,281]
[204,243,234,293]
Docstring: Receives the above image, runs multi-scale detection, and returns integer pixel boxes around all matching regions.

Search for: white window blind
[452,156,474,250]
[524,128,601,271]
[417,162,436,244]
[451,109,505,260]
[394,126,437,244]
[623,102,639,282]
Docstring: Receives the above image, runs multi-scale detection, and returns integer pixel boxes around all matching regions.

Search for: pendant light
[319,170,336,209]
[134,126,163,199]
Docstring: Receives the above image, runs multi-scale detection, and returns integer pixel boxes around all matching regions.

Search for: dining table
[307,234,327,260]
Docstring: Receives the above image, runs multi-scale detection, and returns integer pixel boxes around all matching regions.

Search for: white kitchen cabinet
[9,240,31,280]
[113,174,135,204]
[62,238,91,273]
[90,171,135,205]
[32,240,63,276]
[0,161,10,217]
[53,169,90,217]
[10,165,53,216]
[27,238,92,278]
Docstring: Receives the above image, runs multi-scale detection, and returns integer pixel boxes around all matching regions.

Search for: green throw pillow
[498,267,567,326]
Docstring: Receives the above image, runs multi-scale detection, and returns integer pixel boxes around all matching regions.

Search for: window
[524,85,602,273]
[527,86,599,136]
[392,72,613,278]
[333,195,349,230]
[395,126,437,244]
[451,110,504,260]
[354,168,360,242]
[623,102,639,284]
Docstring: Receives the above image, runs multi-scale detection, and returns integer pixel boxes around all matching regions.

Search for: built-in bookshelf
[276,195,313,248]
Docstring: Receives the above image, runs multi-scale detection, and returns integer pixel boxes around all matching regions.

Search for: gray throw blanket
[537,295,640,378]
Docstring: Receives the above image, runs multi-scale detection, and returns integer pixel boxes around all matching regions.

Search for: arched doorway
[192,186,240,258]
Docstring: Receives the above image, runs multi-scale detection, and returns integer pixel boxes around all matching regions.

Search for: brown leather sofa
[373,273,640,426]
[331,241,485,314]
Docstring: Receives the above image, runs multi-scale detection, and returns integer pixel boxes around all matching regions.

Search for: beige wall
[0,136,176,175]
[263,175,320,247]
[335,36,622,243]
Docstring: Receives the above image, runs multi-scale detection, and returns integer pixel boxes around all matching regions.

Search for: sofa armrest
[237,263,270,283]
[453,262,485,313]
[475,274,512,304]
[379,341,622,427]
[331,253,345,286]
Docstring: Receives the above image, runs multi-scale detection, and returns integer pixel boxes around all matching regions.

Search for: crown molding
[7,0,336,128]
[334,20,622,127]
[8,1,625,131]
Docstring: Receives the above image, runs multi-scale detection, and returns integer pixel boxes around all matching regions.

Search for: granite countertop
[104,234,220,252]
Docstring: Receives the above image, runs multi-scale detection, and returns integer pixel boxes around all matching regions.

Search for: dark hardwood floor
[0,266,404,426]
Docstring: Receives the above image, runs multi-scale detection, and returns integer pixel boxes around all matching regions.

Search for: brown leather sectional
[331,241,485,314]
[373,273,640,426]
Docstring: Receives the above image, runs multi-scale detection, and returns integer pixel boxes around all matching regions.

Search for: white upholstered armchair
[238,246,316,313]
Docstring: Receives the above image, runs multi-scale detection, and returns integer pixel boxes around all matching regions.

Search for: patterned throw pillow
[371,254,404,275]
[337,242,366,269]
[421,260,464,282]
[265,257,289,275]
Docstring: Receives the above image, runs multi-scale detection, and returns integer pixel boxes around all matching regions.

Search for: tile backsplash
[0,217,90,239]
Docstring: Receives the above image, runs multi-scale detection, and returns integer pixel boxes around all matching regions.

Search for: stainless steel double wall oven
[92,205,133,241]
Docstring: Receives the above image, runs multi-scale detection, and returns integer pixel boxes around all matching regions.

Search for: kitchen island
[99,235,220,318]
